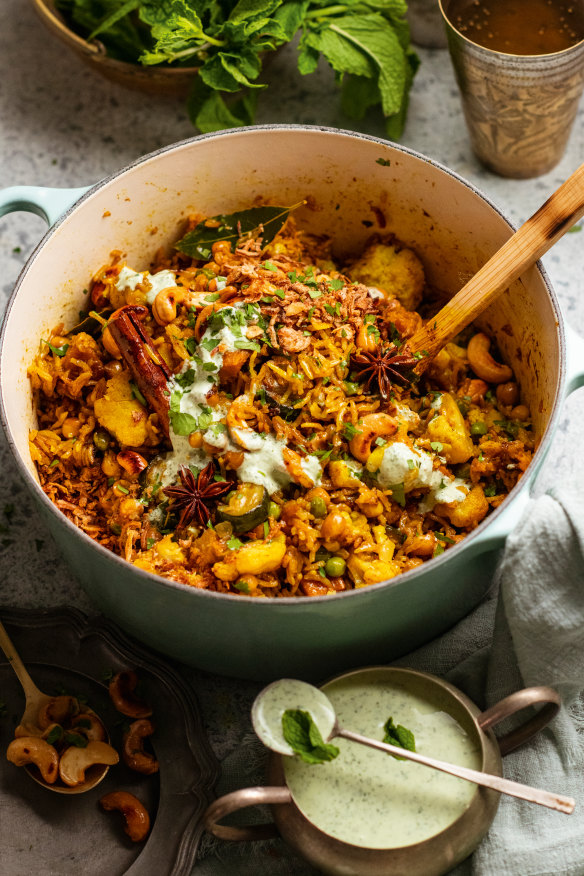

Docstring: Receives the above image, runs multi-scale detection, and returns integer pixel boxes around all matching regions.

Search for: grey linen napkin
[195,488,584,875]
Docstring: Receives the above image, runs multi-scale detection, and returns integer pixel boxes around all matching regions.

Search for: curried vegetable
[217,483,270,534]
[54,0,418,137]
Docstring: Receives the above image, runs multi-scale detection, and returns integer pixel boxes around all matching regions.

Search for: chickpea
[188,431,204,449]
[496,381,519,407]
[101,450,121,479]
[321,510,347,541]
[211,240,232,265]
[510,404,530,422]
[62,417,81,438]
[104,360,123,378]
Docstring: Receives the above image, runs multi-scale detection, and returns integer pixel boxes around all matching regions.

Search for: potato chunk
[348,240,425,310]
[438,486,489,529]
[427,392,473,464]
[94,371,148,447]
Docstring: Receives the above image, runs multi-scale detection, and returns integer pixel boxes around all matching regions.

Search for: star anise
[162,462,231,529]
[351,344,418,399]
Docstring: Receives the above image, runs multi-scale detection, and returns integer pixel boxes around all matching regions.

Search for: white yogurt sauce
[376,441,467,511]
[283,672,482,849]
[116,266,178,305]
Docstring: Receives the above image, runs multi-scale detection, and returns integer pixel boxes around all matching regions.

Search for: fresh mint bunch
[56,0,418,136]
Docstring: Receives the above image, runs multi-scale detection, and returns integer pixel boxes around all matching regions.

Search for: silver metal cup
[439,0,584,178]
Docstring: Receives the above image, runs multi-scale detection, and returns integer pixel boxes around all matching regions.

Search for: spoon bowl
[0,618,117,794]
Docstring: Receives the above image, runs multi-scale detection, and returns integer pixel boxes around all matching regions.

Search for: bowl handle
[564,323,584,396]
[477,686,561,756]
[0,185,89,226]
[203,786,291,842]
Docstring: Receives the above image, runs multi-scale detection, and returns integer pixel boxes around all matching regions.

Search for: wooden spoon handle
[0,618,45,702]
[408,162,584,361]
[338,727,574,814]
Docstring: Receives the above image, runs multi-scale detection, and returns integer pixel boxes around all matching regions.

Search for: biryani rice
[28,214,534,598]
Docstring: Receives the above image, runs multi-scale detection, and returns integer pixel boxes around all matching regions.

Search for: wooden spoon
[0,618,117,794]
[407,162,584,362]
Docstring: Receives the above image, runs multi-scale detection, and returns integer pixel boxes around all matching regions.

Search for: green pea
[93,429,110,452]
[310,496,327,518]
[470,421,487,436]
[325,556,346,578]
[268,501,281,520]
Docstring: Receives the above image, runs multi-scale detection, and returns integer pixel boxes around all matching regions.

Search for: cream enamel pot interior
[1,126,583,681]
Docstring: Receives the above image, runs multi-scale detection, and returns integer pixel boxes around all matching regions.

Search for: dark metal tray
[0,606,219,876]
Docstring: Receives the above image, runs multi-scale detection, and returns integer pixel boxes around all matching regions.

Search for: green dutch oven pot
[1,126,583,680]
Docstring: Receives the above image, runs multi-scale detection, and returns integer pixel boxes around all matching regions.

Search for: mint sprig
[55,0,418,137]
[383,716,416,760]
[282,709,340,765]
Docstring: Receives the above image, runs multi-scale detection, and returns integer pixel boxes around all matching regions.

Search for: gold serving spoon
[407,162,584,362]
[0,618,118,794]
[252,679,575,815]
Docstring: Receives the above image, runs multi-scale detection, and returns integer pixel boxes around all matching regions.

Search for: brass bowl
[32,0,199,96]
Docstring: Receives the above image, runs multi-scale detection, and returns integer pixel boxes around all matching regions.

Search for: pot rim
[0,123,566,607]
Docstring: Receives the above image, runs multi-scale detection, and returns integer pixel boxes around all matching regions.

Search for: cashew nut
[122,719,159,775]
[467,333,513,384]
[282,447,317,488]
[102,325,122,358]
[6,737,59,784]
[100,791,151,842]
[59,740,119,787]
[108,670,153,718]
[71,712,107,743]
[37,695,79,730]
[152,286,184,326]
[349,413,398,462]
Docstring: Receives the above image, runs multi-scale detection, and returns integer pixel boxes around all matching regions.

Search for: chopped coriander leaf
[185,337,198,356]
[43,339,69,357]
[389,483,406,507]
[430,441,444,453]
[146,537,156,550]
[484,484,497,497]
[169,410,199,436]
[436,532,456,544]
[204,293,221,302]
[273,288,286,299]
[227,536,243,550]
[174,369,196,390]
[200,337,219,352]
[375,437,387,447]
[262,261,277,271]
[307,288,322,300]
[407,459,416,470]
[327,278,344,291]
[343,381,361,396]
[234,338,261,351]
[342,423,362,441]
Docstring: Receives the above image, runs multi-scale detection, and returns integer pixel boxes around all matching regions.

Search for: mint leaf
[169,410,199,436]
[282,709,340,765]
[383,716,416,760]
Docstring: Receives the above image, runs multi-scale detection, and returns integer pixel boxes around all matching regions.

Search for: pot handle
[477,686,561,756]
[0,185,89,226]
[564,323,584,396]
[204,786,291,842]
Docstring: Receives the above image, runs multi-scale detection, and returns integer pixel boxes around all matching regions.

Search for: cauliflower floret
[348,239,425,310]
